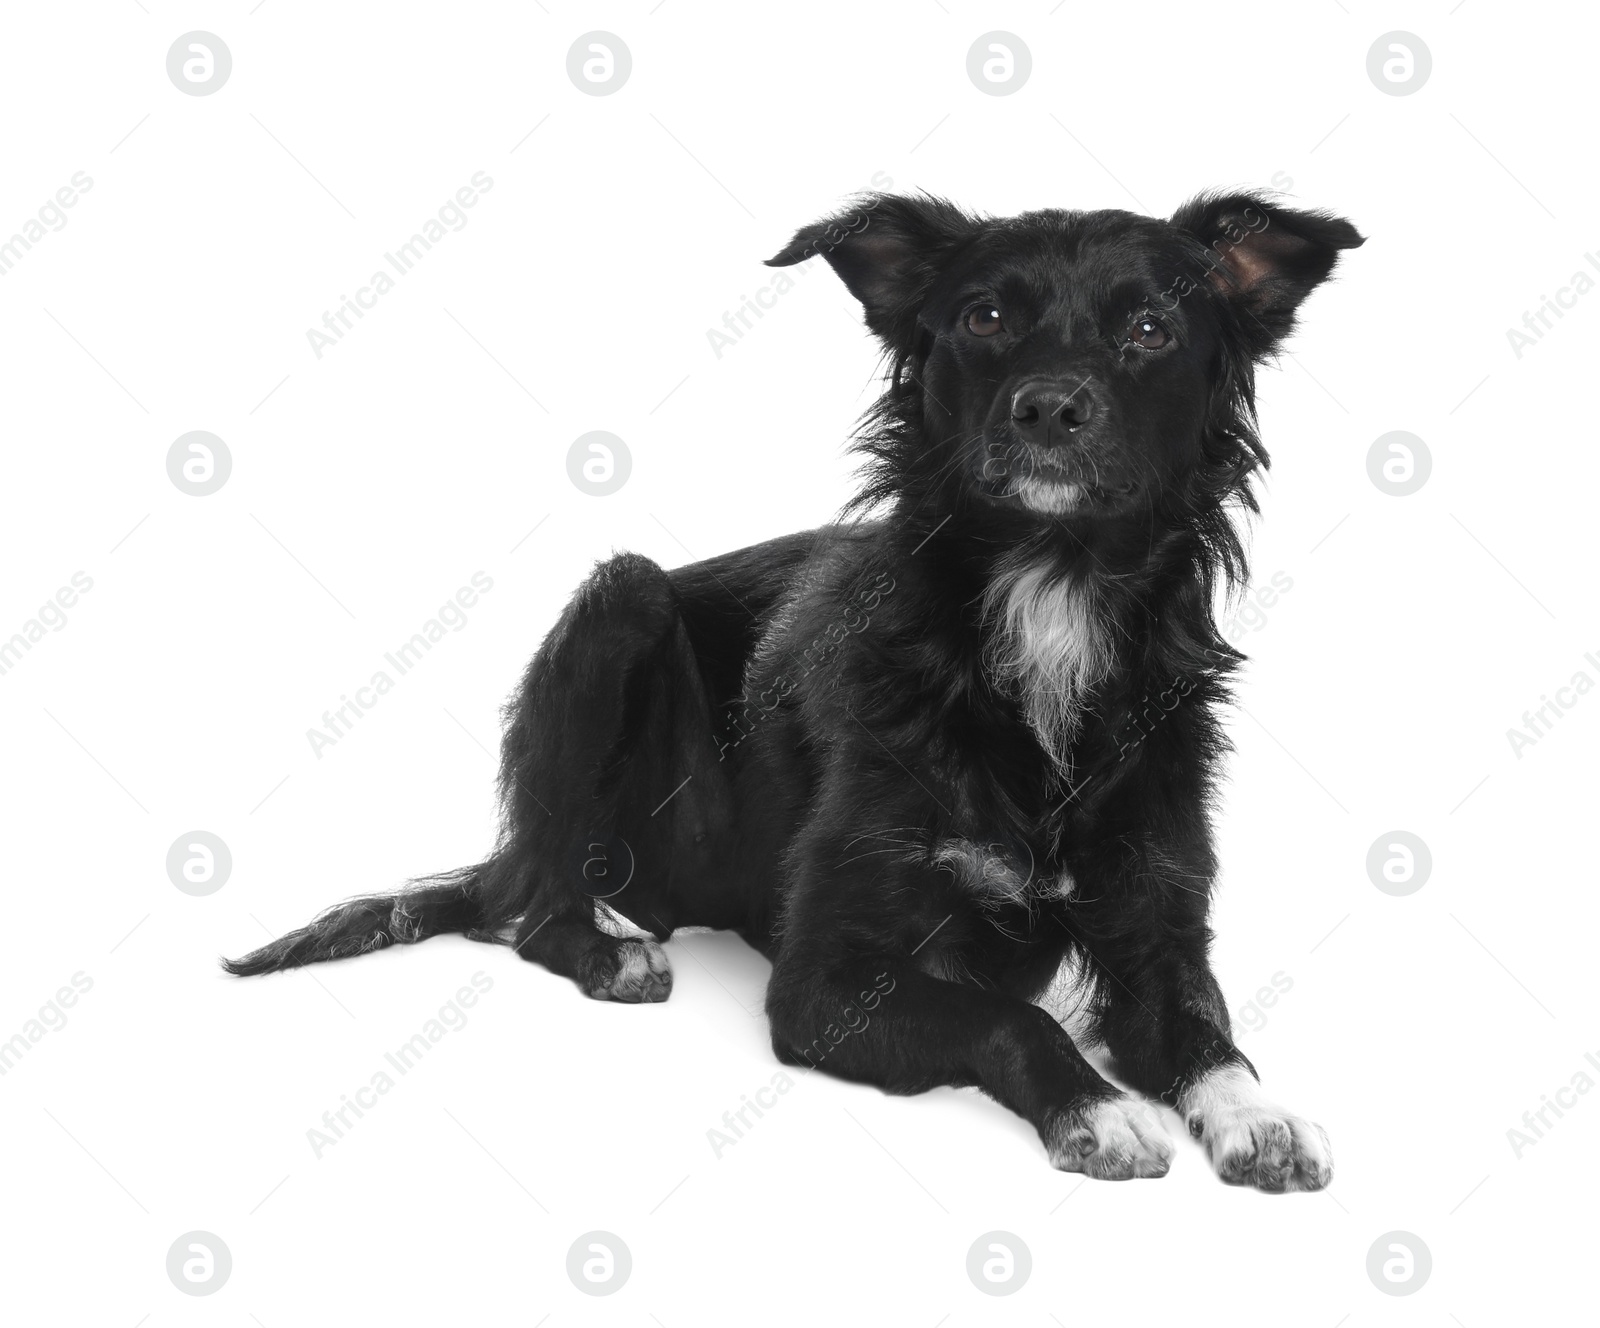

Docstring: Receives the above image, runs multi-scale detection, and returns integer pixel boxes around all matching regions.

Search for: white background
[2,2,1595,1323]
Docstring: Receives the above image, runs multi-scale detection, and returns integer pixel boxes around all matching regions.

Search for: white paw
[1047,1095,1174,1179]
[1182,1065,1333,1192]
[593,939,673,1003]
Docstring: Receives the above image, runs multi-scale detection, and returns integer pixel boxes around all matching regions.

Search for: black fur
[227,190,1362,1186]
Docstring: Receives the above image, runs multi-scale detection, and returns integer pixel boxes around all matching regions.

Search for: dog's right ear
[766,193,978,345]
[1171,191,1364,354]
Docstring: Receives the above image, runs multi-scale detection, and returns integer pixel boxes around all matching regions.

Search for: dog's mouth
[978,434,1139,513]
[1009,474,1138,516]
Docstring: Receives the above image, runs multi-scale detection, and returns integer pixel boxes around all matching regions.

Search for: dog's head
[768,192,1362,526]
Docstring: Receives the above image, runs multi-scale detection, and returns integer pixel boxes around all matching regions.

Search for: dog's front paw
[1183,1066,1332,1192]
[1047,1095,1174,1180]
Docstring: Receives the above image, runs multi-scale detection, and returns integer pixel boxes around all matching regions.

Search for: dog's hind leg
[482,551,736,1002]
[512,912,673,1003]
[225,548,744,988]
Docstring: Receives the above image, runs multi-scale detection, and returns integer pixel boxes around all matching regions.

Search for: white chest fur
[982,559,1113,765]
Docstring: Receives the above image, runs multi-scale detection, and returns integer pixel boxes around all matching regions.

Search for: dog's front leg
[766,951,1173,1179]
[1070,837,1333,1192]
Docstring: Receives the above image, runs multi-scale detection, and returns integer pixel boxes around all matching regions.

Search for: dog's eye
[1128,317,1170,350]
[965,306,1004,337]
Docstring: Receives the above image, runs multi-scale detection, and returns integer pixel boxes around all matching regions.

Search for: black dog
[228,190,1362,1189]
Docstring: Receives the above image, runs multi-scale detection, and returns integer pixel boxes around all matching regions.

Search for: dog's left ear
[766,193,978,346]
[1171,192,1364,351]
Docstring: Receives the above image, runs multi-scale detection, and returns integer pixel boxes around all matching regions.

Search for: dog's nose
[1010,380,1094,443]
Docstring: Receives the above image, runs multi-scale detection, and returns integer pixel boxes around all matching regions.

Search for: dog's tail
[220,864,499,977]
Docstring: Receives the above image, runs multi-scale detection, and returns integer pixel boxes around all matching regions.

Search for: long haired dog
[228,191,1362,1188]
